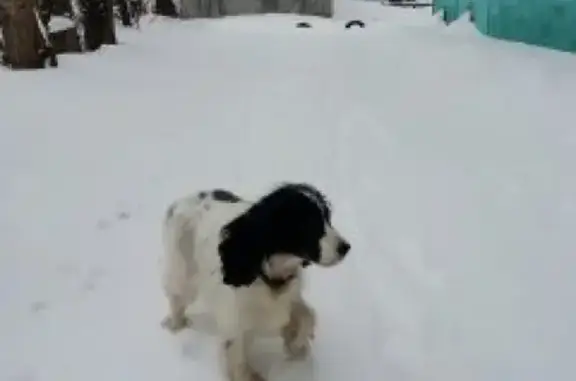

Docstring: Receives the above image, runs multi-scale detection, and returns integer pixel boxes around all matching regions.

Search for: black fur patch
[212,189,242,203]
[218,182,331,288]
[166,203,176,219]
[198,191,208,199]
[260,272,296,292]
[280,183,332,222]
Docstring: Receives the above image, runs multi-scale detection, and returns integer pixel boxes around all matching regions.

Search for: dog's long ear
[218,216,265,287]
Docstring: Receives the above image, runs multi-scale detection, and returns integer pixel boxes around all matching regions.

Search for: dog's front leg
[282,298,316,360]
[161,294,190,332]
[222,334,265,381]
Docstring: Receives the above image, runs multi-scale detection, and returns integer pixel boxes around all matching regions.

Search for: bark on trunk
[1,0,50,69]
[81,0,115,51]
[102,0,115,44]
[118,0,131,26]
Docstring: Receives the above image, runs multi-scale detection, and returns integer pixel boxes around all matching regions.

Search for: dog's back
[161,190,249,303]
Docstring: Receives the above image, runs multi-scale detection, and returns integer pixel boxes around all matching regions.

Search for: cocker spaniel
[161,183,351,381]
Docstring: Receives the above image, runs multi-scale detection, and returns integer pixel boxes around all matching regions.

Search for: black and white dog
[161,183,351,381]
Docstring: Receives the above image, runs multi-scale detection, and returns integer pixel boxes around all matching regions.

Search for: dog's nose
[337,241,351,257]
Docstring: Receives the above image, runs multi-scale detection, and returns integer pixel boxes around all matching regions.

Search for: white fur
[160,191,340,381]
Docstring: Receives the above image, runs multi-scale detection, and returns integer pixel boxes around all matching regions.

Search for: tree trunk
[102,0,115,44]
[37,0,52,25]
[118,0,131,26]
[1,0,48,68]
[68,0,85,51]
[154,0,177,17]
[80,0,115,51]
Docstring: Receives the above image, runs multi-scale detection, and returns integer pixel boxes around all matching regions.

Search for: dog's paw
[248,369,266,381]
[233,367,266,381]
[284,337,311,360]
[161,315,190,332]
[282,322,314,360]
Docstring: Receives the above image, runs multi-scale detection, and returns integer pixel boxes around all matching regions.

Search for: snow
[49,16,76,33]
[2,2,576,381]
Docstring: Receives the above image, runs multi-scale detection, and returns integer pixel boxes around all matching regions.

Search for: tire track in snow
[325,106,401,378]
[328,105,445,380]
[338,200,434,380]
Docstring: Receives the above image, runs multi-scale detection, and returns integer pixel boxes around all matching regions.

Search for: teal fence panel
[433,0,576,53]
[432,0,471,23]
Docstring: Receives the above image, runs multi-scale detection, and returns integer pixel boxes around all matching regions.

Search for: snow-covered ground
[2,2,576,381]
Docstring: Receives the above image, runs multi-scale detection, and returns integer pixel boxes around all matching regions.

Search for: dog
[161,183,351,381]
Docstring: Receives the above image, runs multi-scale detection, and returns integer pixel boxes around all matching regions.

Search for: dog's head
[219,183,351,288]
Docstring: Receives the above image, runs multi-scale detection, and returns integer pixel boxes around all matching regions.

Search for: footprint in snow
[96,210,132,230]
[81,268,106,292]
[116,211,131,220]
[29,301,49,314]
[96,219,111,230]
[10,372,35,381]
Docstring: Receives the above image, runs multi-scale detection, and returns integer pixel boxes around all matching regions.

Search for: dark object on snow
[154,0,177,17]
[118,0,144,28]
[33,0,86,53]
[50,27,82,54]
[296,21,312,28]
[345,19,365,29]
[36,0,83,54]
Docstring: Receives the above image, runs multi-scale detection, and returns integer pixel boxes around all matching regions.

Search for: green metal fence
[433,0,576,53]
